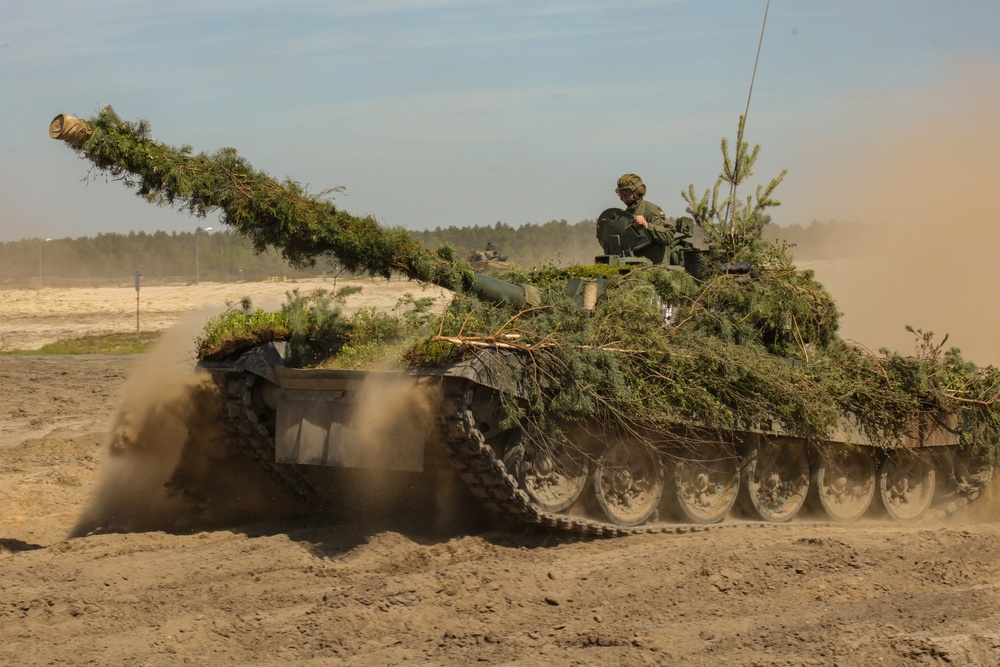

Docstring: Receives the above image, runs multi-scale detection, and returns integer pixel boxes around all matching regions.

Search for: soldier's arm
[644,206,675,246]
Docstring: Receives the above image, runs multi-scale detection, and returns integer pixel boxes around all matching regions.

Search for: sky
[2,0,999,244]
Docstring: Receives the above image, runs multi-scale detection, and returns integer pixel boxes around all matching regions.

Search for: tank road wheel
[592,440,664,527]
[878,449,936,522]
[663,444,740,524]
[809,446,876,522]
[740,439,810,522]
[949,449,994,500]
[502,435,588,513]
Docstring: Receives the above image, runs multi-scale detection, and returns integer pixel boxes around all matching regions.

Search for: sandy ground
[3,280,1000,666]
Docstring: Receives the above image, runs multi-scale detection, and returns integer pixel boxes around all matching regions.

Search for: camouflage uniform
[615,174,675,265]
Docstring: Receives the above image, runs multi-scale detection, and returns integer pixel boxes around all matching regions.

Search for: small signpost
[134,271,141,333]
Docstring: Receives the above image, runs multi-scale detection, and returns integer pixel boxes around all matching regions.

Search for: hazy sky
[2,0,998,243]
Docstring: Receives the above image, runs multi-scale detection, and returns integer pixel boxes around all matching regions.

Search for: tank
[466,246,509,272]
[50,108,996,535]
[193,282,992,535]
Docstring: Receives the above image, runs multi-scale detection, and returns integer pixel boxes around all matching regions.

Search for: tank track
[216,371,319,504]
[438,379,777,537]
[216,370,986,535]
[438,379,990,534]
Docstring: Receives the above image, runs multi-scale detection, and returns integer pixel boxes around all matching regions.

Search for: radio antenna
[727,0,771,230]
[744,0,771,126]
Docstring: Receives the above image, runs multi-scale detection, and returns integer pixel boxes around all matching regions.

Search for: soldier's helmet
[615,173,646,199]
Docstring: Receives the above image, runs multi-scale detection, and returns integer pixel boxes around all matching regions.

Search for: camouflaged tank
[51,109,995,537]
[193,209,992,536]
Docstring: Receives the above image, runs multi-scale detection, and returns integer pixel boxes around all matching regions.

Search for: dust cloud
[948,472,1000,524]
[351,373,441,473]
[788,62,1000,365]
[70,319,484,537]
[309,373,489,533]
[70,313,301,537]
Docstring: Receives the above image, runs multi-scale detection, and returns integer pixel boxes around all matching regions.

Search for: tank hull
[200,343,993,534]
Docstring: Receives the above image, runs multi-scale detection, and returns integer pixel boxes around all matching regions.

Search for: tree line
[0,229,313,289]
[0,219,863,289]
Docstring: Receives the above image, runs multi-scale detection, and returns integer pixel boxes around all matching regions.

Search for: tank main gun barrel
[49,107,481,295]
[49,114,92,147]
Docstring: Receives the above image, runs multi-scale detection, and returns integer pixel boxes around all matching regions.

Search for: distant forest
[0,219,865,289]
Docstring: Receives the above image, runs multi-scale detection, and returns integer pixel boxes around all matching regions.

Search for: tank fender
[433,348,532,400]
[199,341,286,385]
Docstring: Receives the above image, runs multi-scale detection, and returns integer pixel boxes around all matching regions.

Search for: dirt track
[3,282,1000,666]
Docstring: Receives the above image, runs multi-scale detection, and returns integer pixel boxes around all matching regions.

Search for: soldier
[614,173,675,264]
